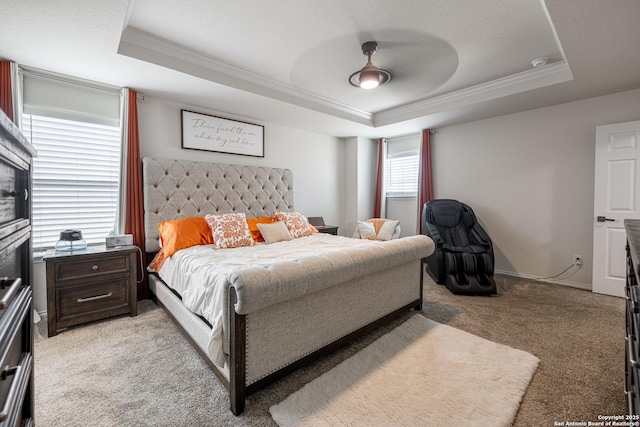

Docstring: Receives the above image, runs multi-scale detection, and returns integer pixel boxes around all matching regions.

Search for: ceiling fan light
[359,64,381,89]
[359,77,380,89]
[348,41,392,89]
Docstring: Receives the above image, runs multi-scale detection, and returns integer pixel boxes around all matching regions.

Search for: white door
[593,120,640,297]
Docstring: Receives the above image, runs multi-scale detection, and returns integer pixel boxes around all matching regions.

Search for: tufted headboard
[142,157,294,253]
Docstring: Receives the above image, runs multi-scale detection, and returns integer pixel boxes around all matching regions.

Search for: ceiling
[2,0,640,138]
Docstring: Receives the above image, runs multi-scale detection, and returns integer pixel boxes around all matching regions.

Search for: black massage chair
[421,199,497,295]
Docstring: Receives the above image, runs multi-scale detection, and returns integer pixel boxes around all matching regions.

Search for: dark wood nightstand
[315,225,338,235]
[44,245,138,337]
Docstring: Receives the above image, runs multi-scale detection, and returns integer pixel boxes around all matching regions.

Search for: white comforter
[158,233,390,367]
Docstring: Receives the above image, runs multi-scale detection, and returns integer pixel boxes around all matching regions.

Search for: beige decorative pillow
[376,220,400,241]
[356,221,377,240]
[205,213,254,249]
[274,211,313,238]
[257,221,293,244]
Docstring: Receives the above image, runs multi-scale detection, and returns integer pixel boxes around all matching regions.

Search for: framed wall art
[181,109,264,157]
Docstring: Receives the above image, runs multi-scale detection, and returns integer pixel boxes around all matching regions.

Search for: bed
[142,157,435,414]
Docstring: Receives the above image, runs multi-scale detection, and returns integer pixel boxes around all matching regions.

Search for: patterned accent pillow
[274,211,313,238]
[205,213,254,249]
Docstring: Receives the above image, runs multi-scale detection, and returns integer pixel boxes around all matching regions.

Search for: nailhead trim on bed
[142,157,294,253]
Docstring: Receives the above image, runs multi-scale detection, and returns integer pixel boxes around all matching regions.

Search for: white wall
[432,88,640,288]
[138,97,345,229]
[343,136,377,236]
[386,198,418,237]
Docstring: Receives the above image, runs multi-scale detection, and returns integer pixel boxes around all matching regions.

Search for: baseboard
[494,269,592,291]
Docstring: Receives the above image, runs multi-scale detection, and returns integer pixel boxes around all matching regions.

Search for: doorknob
[596,216,615,222]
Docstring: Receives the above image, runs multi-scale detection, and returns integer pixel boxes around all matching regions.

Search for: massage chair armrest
[470,226,492,249]
[423,223,443,248]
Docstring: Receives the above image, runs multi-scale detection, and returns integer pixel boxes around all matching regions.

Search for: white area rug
[270,315,540,427]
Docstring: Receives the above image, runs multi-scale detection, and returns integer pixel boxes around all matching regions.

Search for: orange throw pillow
[246,216,277,242]
[158,216,214,258]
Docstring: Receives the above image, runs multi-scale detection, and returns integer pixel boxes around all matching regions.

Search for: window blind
[385,154,419,197]
[23,114,121,251]
[22,71,120,124]
[385,134,420,198]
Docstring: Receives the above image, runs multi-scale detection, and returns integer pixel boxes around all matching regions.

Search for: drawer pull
[77,292,113,303]
[0,278,22,309]
[92,265,99,271]
[0,353,32,422]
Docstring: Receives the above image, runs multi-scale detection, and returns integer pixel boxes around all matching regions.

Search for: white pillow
[355,221,377,240]
[376,220,400,241]
[257,221,293,244]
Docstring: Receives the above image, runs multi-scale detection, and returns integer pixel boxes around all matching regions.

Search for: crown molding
[118,27,373,125]
[372,61,573,126]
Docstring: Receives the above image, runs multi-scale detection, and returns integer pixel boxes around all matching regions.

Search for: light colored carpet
[269,314,539,427]
[33,274,624,426]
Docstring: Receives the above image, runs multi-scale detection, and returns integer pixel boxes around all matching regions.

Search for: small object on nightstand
[315,225,338,235]
[106,233,133,248]
[308,216,338,235]
[54,229,87,252]
[43,245,138,337]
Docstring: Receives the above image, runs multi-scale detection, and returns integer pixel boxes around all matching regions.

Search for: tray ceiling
[1,1,640,137]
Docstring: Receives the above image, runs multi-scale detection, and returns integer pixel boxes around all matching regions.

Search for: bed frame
[142,157,428,415]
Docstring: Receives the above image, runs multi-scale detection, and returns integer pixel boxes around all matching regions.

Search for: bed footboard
[227,259,424,415]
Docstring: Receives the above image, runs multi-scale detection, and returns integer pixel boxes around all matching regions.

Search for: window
[19,70,122,252]
[384,134,420,198]
[23,114,121,251]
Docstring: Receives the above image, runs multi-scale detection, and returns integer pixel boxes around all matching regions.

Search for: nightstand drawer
[57,279,129,321]
[54,254,130,283]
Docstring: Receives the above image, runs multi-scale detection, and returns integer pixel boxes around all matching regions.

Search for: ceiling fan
[348,41,392,89]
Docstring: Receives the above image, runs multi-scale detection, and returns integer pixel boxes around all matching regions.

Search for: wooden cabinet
[626,219,640,415]
[44,245,137,337]
[0,110,36,426]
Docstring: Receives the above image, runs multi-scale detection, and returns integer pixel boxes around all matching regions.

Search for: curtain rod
[384,129,437,142]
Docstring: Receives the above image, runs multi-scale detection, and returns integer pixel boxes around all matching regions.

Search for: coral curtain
[124,89,147,299]
[0,61,14,122]
[417,129,434,234]
[373,138,384,218]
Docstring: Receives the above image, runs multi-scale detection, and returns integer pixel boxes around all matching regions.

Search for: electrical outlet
[573,255,583,266]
